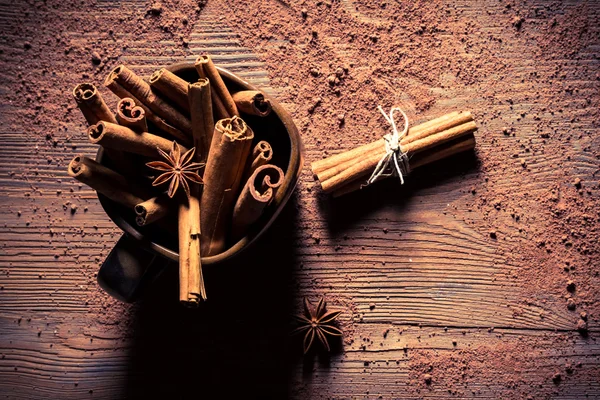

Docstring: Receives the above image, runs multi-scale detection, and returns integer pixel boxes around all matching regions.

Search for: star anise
[146,141,204,198]
[292,297,342,354]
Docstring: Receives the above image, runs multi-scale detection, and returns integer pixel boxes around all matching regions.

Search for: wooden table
[0,0,598,398]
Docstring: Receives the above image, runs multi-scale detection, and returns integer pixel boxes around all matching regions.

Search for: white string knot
[364,106,411,187]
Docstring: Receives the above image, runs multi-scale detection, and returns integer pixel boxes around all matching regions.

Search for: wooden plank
[0,0,599,398]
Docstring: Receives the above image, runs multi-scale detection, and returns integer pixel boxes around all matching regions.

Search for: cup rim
[96,63,304,265]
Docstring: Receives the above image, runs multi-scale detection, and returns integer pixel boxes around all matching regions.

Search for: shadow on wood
[123,193,301,398]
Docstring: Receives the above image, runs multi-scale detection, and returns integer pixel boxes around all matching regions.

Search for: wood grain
[0,0,599,398]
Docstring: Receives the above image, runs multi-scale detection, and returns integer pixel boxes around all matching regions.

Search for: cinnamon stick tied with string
[232,90,272,117]
[116,98,148,132]
[149,68,191,113]
[194,55,238,120]
[73,83,117,125]
[67,155,149,208]
[89,121,185,158]
[104,75,189,144]
[311,111,477,195]
[178,77,213,304]
[231,164,284,241]
[104,65,192,136]
[331,134,476,198]
[201,116,254,256]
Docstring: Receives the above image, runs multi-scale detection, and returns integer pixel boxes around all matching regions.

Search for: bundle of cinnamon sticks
[69,56,283,305]
[311,111,477,196]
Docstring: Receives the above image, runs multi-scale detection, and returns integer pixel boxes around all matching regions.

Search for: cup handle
[97,233,170,302]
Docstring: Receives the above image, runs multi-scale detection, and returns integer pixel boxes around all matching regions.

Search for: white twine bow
[364,106,411,187]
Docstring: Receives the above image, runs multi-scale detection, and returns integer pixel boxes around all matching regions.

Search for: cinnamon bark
[67,155,149,208]
[178,192,204,304]
[89,121,184,158]
[116,98,148,132]
[232,90,272,117]
[248,141,273,176]
[177,77,214,304]
[200,116,254,256]
[242,140,273,184]
[194,55,238,118]
[188,78,214,163]
[135,196,171,226]
[104,77,189,144]
[72,83,117,125]
[149,68,191,113]
[104,65,192,136]
[231,164,284,241]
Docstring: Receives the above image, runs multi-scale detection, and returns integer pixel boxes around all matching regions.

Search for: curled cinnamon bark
[104,77,189,144]
[200,116,254,256]
[231,164,284,241]
[68,155,149,208]
[242,140,273,183]
[232,90,272,117]
[194,55,238,118]
[88,121,182,158]
[248,141,273,172]
[149,68,190,113]
[104,65,192,136]
[72,83,117,125]
[135,196,171,226]
[116,98,148,132]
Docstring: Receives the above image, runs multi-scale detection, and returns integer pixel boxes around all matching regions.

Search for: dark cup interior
[97,63,303,265]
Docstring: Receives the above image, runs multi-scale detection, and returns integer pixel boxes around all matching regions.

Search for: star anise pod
[292,297,342,354]
[146,141,204,198]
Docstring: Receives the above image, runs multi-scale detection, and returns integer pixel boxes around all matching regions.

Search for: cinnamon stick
[104,65,192,136]
[177,76,214,304]
[200,116,254,256]
[116,98,148,132]
[231,164,284,241]
[104,77,189,144]
[194,55,238,117]
[232,90,272,117]
[67,155,149,208]
[72,83,117,125]
[194,57,230,121]
[149,68,191,113]
[178,192,204,304]
[247,141,273,176]
[135,196,171,226]
[88,121,184,158]
[188,78,214,162]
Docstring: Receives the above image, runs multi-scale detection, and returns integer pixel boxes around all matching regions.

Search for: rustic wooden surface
[0,0,599,398]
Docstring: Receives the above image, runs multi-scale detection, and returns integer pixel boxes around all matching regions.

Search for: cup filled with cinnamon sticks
[69,57,303,304]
